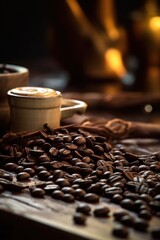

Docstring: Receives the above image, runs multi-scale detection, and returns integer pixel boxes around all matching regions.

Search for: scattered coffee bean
[151,228,160,240]
[84,193,100,203]
[133,218,149,232]
[51,190,64,200]
[76,203,91,215]
[17,172,30,181]
[31,188,45,198]
[93,206,110,217]
[73,212,86,225]
[112,224,129,238]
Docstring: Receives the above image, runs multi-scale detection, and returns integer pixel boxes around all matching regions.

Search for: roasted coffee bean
[65,143,78,150]
[74,188,86,199]
[59,148,71,156]
[36,166,47,173]
[120,198,134,210]
[42,142,52,152]
[49,147,59,156]
[4,162,18,171]
[29,149,44,157]
[155,183,160,191]
[62,193,75,202]
[73,136,86,145]
[93,206,110,217]
[0,184,4,192]
[120,214,134,227]
[52,169,64,180]
[101,171,111,179]
[63,135,72,143]
[93,145,104,154]
[87,183,102,194]
[140,193,153,202]
[151,228,160,240]
[23,168,35,176]
[133,218,149,232]
[44,184,60,194]
[35,138,46,145]
[15,165,24,173]
[61,187,75,195]
[72,178,92,189]
[38,154,51,162]
[76,203,91,215]
[38,170,50,180]
[84,193,100,203]
[82,156,91,164]
[138,209,152,220]
[55,178,70,187]
[17,172,30,181]
[113,210,129,221]
[123,192,139,201]
[112,224,129,238]
[112,194,123,203]
[105,187,123,197]
[31,187,45,198]
[73,212,86,225]
[154,194,160,201]
[51,190,64,199]
[132,199,147,212]
[1,172,13,181]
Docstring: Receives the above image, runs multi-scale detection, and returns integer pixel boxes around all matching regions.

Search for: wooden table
[0,139,160,240]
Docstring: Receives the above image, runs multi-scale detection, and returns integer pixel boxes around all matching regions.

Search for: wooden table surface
[0,138,160,240]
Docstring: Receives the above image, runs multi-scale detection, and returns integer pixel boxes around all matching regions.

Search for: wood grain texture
[0,191,160,240]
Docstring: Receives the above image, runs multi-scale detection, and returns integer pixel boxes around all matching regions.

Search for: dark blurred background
[1,0,160,93]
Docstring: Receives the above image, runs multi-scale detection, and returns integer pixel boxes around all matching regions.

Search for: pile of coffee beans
[0,127,160,238]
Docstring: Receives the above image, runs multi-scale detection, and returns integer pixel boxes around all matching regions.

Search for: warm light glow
[105,48,126,78]
[149,16,160,32]
[144,104,153,113]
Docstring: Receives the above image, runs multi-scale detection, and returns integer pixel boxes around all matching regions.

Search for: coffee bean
[15,165,24,173]
[121,215,134,226]
[84,193,100,203]
[23,167,35,176]
[113,210,129,221]
[154,194,160,201]
[55,178,70,187]
[74,188,86,199]
[62,193,75,202]
[49,147,59,156]
[0,184,4,192]
[4,162,18,171]
[51,190,64,199]
[133,218,149,232]
[112,224,129,238]
[93,206,110,217]
[73,212,86,225]
[76,203,91,215]
[17,172,30,181]
[52,169,64,180]
[31,188,45,198]
[73,136,86,145]
[38,170,50,180]
[61,187,75,195]
[105,187,123,197]
[139,209,152,220]
[112,194,123,203]
[29,149,44,157]
[151,228,160,240]
[44,184,60,194]
[120,198,134,210]
[59,148,71,156]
